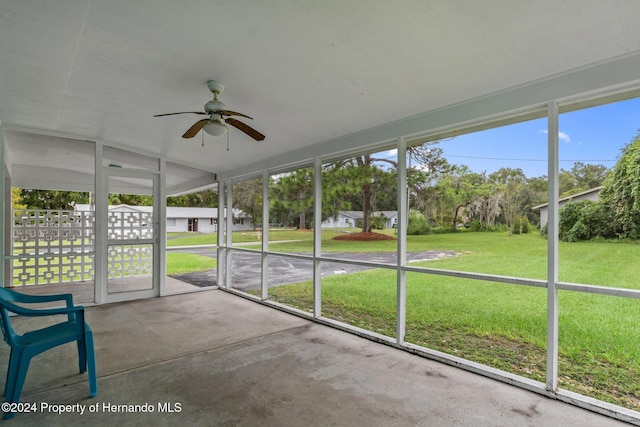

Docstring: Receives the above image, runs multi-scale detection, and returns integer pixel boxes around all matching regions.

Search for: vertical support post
[3,173,10,289]
[157,158,167,296]
[261,170,269,300]
[225,179,233,289]
[546,101,559,391]
[313,157,322,318]
[94,142,106,304]
[216,180,225,288]
[396,137,407,344]
[0,126,6,288]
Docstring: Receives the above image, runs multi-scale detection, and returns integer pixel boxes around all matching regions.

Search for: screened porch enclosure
[212,92,640,425]
[2,2,640,423]
[4,92,640,425]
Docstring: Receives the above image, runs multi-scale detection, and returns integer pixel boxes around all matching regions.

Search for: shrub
[407,209,431,235]
[468,220,508,233]
[468,220,482,232]
[559,200,615,242]
[540,224,548,237]
[430,226,450,234]
[511,216,522,235]
[600,132,640,239]
[521,216,530,234]
[370,214,386,230]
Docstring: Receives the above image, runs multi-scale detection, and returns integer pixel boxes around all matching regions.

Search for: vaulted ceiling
[1,1,640,193]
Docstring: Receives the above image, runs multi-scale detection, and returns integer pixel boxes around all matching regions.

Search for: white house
[164,207,253,233]
[75,204,253,232]
[321,210,398,229]
[532,186,602,227]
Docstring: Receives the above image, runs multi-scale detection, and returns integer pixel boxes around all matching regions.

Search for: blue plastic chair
[0,288,97,419]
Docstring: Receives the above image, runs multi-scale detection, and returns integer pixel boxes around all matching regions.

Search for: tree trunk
[452,206,458,232]
[452,204,465,232]
[298,210,306,230]
[362,183,372,232]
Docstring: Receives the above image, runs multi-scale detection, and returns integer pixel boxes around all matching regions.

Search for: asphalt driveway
[170,249,457,291]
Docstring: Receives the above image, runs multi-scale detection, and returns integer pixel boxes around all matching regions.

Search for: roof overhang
[1,1,639,190]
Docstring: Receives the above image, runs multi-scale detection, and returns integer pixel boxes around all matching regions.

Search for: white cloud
[540,130,572,143]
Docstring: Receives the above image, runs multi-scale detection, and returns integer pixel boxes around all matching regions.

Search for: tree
[108,193,153,206]
[270,169,314,229]
[437,165,484,231]
[19,190,89,210]
[559,162,609,197]
[12,188,27,210]
[167,190,217,207]
[468,172,501,229]
[326,141,446,233]
[524,175,548,226]
[233,179,262,228]
[489,167,527,228]
[600,132,640,239]
[329,154,397,233]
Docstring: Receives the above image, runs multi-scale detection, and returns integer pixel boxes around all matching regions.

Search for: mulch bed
[331,232,396,241]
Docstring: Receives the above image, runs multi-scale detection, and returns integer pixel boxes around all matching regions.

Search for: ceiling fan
[154,80,265,141]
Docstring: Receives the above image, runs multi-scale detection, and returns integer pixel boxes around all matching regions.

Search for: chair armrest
[3,291,74,308]
[0,299,84,318]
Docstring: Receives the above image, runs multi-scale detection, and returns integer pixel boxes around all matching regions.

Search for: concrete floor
[14,275,206,305]
[0,290,631,426]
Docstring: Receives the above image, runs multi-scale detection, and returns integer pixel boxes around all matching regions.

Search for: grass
[166,228,319,246]
[166,252,215,275]
[265,231,640,410]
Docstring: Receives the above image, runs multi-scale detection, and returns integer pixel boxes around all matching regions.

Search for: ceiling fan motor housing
[207,80,224,94]
[204,99,226,113]
[205,80,226,113]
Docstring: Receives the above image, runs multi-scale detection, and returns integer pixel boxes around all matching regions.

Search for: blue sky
[437,97,640,178]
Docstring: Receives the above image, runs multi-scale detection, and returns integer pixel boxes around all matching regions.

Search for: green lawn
[166,228,323,246]
[265,231,640,410]
[166,252,216,275]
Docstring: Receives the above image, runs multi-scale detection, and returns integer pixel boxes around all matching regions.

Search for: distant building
[74,204,253,232]
[321,211,398,229]
[532,186,602,227]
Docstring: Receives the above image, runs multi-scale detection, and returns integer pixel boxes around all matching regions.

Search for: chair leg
[85,328,98,397]
[3,355,31,420]
[77,337,87,373]
[4,348,23,401]
[4,349,16,398]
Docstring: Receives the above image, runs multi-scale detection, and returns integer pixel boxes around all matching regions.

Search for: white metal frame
[100,166,161,304]
[218,88,640,425]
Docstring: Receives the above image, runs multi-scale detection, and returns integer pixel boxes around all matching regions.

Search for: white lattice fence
[106,210,153,279]
[107,244,153,279]
[11,209,154,286]
[12,210,94,286]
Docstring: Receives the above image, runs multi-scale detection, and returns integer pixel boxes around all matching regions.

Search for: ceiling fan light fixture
[155,80,264,141]
[203,118,228,136]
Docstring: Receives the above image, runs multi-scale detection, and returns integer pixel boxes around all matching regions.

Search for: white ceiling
[1,1,640,193]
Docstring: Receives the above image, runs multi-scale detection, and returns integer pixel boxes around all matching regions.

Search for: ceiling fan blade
[154,111,208,117]
[218,110,254,120]
[225,118,265,141]
[182,119,209,138]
